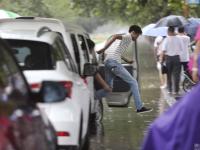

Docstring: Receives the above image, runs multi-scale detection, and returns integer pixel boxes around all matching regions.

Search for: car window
[78,35,90,62]
[52,40,73,71]
[6,40,53,70]
[86,38,98,64]
[56,37,78,73]
[0,43,29,116]
[70,34,81,73]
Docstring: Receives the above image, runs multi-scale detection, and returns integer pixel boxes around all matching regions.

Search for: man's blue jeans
[96,59,143,110]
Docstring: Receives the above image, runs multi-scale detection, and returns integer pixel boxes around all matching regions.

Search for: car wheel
[182,77,195,92]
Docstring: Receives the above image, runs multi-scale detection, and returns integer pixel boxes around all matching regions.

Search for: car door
[70,33,96,113]
[56,37,90,139]
[0,40,55,150]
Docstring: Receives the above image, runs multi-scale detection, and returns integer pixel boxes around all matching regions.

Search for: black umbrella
[155,15,188,27]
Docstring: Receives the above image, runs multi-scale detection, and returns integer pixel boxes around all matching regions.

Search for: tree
[70,0,200,26]
[0,0,51,17]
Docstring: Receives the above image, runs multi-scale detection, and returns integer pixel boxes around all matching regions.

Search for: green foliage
[70,0,200,26]
[0,0,51,17]
[0,0,199,30]
[42,0,77,22]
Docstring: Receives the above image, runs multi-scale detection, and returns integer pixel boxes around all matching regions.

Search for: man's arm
[159,51,165,63]
[97,34,122,54]
[121,56,134,64]
[95,73,112,92]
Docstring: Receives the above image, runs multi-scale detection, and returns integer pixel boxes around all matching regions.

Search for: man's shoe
[137,107,153,113]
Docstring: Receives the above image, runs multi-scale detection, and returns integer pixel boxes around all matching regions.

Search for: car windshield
[6,39,53,70]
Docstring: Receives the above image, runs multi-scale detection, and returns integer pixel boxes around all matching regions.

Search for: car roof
[0,17,89,38]
[0,27,59,44]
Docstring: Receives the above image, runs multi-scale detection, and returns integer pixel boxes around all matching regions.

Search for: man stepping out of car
[96,25,152,113]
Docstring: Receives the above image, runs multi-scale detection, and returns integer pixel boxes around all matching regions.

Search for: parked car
[0,25,95,149]
[0,38,59,150]
[0,17,101,120]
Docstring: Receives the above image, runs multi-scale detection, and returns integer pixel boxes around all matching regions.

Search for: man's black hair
[178,26,185,33]
[129,25,142,34]
[168,26,175,33]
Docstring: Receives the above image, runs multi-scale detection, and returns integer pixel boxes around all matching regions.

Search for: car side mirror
[38,81,68,103]
[83,63,97,76]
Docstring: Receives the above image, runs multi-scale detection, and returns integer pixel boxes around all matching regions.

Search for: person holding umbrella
[141,26,200,150]
[160,26,183,95]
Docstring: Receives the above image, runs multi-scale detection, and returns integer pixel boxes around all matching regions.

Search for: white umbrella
[142,23,156,34]
[143,26,168,37]
[0,9,20,19]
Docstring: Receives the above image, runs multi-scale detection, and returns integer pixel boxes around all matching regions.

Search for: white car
[0,17,101,120]
[0,27,94,149]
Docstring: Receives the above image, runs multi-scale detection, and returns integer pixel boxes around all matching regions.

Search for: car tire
[182,77,195,92]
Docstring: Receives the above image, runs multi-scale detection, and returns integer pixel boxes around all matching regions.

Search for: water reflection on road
[88,36,173,150]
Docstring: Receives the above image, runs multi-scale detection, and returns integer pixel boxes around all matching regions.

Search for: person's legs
[95,60,115,100]
[173,56,181,93]
[110,62,143,110]
[105,64,115,88]
[166,56,173,93]
[181,62,188,72]
[95,89,108,100]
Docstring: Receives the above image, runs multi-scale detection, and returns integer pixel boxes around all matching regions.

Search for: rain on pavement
[88,36,178,150]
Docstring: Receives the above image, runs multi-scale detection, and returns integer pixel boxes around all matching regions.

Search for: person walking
[154,36,167,89]
[141,28,200,148]
[96,25,152,113]
[177,26,191,75]
[160,26,183,95]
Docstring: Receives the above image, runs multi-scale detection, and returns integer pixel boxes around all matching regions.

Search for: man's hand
[96,48,105,54]
[121,56,134,64]
[128,60,134,64]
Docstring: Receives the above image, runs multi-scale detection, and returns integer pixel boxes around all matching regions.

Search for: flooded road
[88,36,172,150]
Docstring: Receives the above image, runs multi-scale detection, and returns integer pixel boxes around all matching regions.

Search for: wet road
[88,36,174,150]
